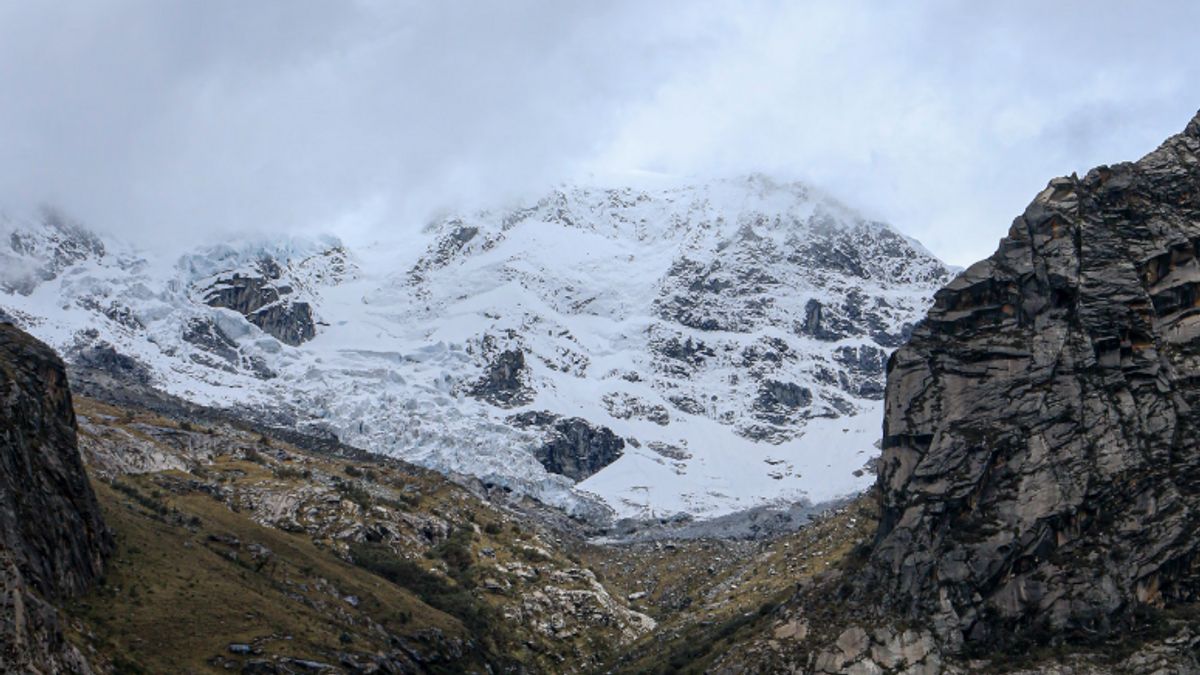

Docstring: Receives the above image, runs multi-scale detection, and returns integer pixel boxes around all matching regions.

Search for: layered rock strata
[872,111,1200,649]
[0,323,110,672]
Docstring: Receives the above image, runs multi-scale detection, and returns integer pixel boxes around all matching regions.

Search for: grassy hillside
[65,397,655,673]
[72,477,479,673]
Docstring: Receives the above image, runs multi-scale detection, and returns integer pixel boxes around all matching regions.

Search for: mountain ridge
[681,109,1200,675]
[0,175,954,523]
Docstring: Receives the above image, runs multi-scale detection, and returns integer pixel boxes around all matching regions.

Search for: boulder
[510,411,625,481]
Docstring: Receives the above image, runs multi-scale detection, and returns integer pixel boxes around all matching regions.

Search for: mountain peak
[0,175,951,522]
[869,107,1200,653]
[1186,108,1200,138]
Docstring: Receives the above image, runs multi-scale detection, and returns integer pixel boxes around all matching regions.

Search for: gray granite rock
[870,110,1200,650]
[510,411,625,481]
[0,323,110,673]
[197,258,317,346]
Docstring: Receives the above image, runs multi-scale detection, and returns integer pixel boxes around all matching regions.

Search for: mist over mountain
[4,3,1200,673]
[1,175,954,523]
[2,2,1198,265]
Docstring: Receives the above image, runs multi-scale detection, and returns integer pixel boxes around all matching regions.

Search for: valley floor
[60,394,1200,674]
[66,394,870,674]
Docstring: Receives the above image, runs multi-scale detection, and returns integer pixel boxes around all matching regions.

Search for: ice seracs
[0,175,954,522]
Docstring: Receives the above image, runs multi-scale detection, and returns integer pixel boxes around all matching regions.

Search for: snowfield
[0,176,954,522]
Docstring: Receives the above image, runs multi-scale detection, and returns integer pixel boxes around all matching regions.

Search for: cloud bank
[0,0,1197,264]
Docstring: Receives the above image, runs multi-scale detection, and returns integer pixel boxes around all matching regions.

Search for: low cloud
[1,1,1196,265]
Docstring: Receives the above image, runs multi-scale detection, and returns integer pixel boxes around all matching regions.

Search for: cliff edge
[1,322,110,672]
[873,110,1200,651]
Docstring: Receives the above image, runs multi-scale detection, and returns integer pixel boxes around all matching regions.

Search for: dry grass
[67,394,650,673]
[591,498,878,674]
[69,476,474,674]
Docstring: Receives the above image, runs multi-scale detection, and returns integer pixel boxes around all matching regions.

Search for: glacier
[0,176,954,523]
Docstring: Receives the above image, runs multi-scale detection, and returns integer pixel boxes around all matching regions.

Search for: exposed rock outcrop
[871,111,1200,651]
[181,317,277,379]
[754,380,814,426]
[70,337,155,387]
[2,207,105,295]
[471,345,535,408]
[0,323,110,672]
[197,258,317,346]
[602,392,671,426]
[510,411,626,481]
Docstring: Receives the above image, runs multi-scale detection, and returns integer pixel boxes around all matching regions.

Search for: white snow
[0,176,952,522]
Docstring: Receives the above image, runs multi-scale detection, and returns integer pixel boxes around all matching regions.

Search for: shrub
[349,542,501,640]
[433,526,476,582]
[336,481,372,509]
[273,465,309,480]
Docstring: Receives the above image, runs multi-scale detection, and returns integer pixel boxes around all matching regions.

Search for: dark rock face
[800,299,850,341]
[471,347,534,408]
[510,412,625,481]
[536,418,625,482]
[407,221,488,285]
[758,380,813,408]
[3,207,106,295]
[183,317,241,365]
[182,317,276,379]
[754,380,813,427]
[833,345,889,400]
[1,324,109,598]
[871,112,1200,651]
[198,258,317,346]
[0,323,110,672]
[72,339,155,386]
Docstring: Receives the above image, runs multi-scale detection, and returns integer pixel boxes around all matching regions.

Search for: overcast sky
[0,1,1197,266]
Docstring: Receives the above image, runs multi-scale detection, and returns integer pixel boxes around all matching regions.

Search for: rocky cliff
[196,257,319,346]
[871,111,1200,651]
[510,411,627,481]
[0,322,110,672]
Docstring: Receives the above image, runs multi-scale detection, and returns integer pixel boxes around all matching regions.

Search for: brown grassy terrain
[65,396,656,673]
[583,498,877,673]
[71,477,472,674]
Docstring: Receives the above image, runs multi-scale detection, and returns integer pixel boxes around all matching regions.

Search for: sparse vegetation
[68,396,885,674]
[110,479,170,516]
[335,480,372,509]
[72,479,478,673]
[349,540,508,652]
[271,464,309,480]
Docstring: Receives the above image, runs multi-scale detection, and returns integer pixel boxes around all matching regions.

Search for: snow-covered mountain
[0,176,954,522]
